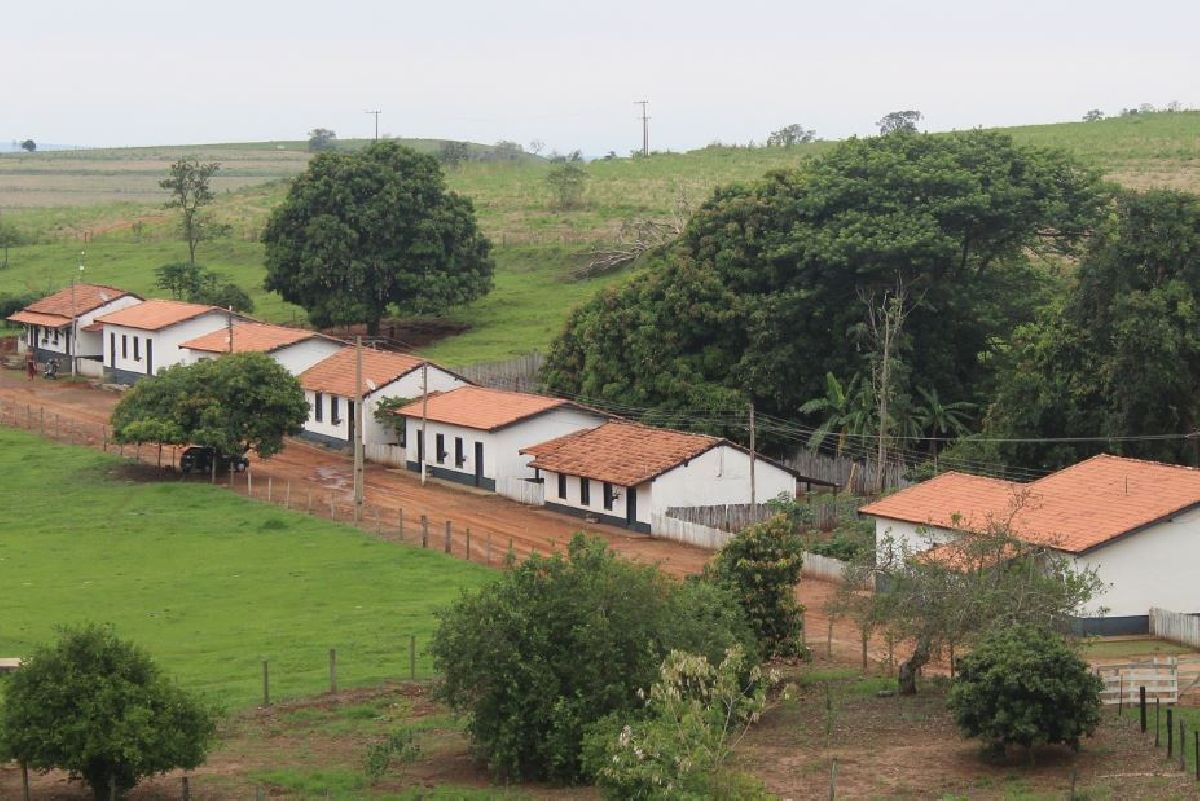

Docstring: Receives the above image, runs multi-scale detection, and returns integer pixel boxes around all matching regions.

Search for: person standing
[25,352,36,381]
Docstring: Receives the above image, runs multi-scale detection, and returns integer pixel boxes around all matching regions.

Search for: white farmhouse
[392,386,609,497]
[296,348,466,450]
[7,284,142,376]
[522,420,803,533]
[859,454,1200,635]
[178,321,343,375]
[96,300,245,383]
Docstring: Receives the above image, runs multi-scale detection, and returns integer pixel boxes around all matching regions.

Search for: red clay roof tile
[298,347,430,398]
[393,386,583,431]
[95,299,223,331]
[524,420,720,486]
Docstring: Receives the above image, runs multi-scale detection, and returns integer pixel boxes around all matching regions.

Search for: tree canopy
[110,352,308,458]
[160,159,226,264]
[262,141,494,334]
[985,189,1200,470]
[543,130,1102,450]
[0,624,216,801]
[429,534,755,783]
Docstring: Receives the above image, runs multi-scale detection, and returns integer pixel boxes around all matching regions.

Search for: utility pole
[353,336,365,521]
[226,305,234,354]
[70,251,85,376]
[634,100,650,156]
[748,402,757,518]
[365,109,381,141]
[420,362,429,486]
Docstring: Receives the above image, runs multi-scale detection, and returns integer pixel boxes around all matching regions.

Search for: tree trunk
[897,634,933,695]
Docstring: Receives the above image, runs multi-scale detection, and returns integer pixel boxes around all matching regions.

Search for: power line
[364,109,381,141]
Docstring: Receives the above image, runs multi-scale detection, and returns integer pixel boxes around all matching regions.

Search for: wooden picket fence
[456,352,544,392]
[664,502,838,533]
[1151,607,1200,649]
[783,450,908,494]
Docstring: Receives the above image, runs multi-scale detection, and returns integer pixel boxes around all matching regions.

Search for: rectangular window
[558,473,567,499]
[417,429,425,464]
[580,478,591,506]
[331,396,341,425]
[454,437,465,467]
[436,433,446,464]
[109,333,116,363]
[133,337,140,362]
[121,335,127,359]
[603,482,614,511]
[314,392,323,422]
[52,328,59,345]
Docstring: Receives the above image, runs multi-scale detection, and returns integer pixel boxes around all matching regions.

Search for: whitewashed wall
[302,364,464,447]
[1072,506,1200,618]
[103,311,232,377]
[271,339,343,375]
[650,446,796,516]
[542,469,649,525]
[870,518,959,566]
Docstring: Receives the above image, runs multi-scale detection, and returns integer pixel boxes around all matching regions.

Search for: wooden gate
[1096,657,1179,705]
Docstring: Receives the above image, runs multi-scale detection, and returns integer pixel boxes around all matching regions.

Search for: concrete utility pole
[420,362,429,485]
[353,336,365,521]
[634,100,650,156]
[69,251,85,376]
[748,401,757,517]
[226,305,234,354]
[365,109,381,141]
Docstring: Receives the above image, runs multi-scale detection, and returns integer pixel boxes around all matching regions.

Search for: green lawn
[0,426,495,709]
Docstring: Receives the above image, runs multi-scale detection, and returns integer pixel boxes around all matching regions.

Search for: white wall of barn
[303,365,464,447]
[649,445,797,516]
[541,469,650,525]
[272,339,344,375]
[24,295,141,358]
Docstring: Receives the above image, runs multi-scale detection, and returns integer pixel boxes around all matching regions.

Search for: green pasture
[0,427,496,709]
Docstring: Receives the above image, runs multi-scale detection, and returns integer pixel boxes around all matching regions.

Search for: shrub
[948,625,1102,759]
[581,646,774,800]
[429,534,755,783]
[363,728,420,782]
[0,624,218,800]
[705,515,806,656]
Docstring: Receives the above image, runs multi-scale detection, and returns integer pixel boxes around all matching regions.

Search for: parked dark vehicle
[179,446,249,474]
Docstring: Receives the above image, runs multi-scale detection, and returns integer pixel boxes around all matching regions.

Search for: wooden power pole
[353,336,364,521]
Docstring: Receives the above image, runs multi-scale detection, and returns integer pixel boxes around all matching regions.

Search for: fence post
[410,635,416,680]
[330,496,336,519]
[262,660,271,707]
[267,476,272,503]
[487,532,492,566]
[1181,720,1187,772]
[1157,699,1161,746]
[182,775,190,801]
[1194,731,1198,780]
[421,516,429,548]
[39,406,44,435]
[285,482,291,508]
[466,527,471,560]
[329,648,337,694]
[1141,686,1147,733]
[444,521,452,554]
[398,508,404,540]
[375,507,381,534]
[1168,708,1174,758]
[21,762,30,801]
[828,757,837,800]
[307,491,312,512]
[247,470,253,497]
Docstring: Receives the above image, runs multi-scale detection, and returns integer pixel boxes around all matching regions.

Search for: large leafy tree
[986,189,1200,470]
[110,352,308,458]
[0,624,217,800]
[262,141,494,334]
[429,534,755,783]
[160,159,226,264]
[543,131,1102,449]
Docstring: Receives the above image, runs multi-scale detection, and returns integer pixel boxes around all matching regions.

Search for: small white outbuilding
[859,454,1200,635]
[7,283,142,376]
[178,321,344,375]
[391,386,609,498]
[96,300,247,383]
[296,348,466,450]
[522,420,803,532]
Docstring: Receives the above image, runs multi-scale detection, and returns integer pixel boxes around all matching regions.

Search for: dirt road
[0,369,885,664]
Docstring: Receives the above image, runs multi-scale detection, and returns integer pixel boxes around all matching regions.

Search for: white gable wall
[23,295,142,359]
[403,406,606,486]
[302,365,464,447]
[649,445,796,516]
[102,311,232,377]
[1071,506,1200,618]
[542,469,651,526]
[870,518,960,566]
[272,339,344,375]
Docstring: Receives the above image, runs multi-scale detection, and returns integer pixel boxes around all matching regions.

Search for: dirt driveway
[0,369,883,664]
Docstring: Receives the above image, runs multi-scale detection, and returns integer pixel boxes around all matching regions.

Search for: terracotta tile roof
[95,299,223,331]
[393,386,582,431]
[180,322,329,354]
[23,283,138,318]
[524,420,722,486]
[7,310,74,328]
[859,454,1200,553]
[298,347,429,398]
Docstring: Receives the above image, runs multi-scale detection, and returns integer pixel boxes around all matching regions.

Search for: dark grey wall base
[103,365,152,385]
[1071,615,1151,637]
[405,461,495,491]
[544,500,650,533]
[298,429,350,450]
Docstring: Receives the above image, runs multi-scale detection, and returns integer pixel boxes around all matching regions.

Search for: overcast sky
[7,0,1198,154]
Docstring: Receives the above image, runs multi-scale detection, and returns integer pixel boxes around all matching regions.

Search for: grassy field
[1,112,1198,365]
[0,426,495,708]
